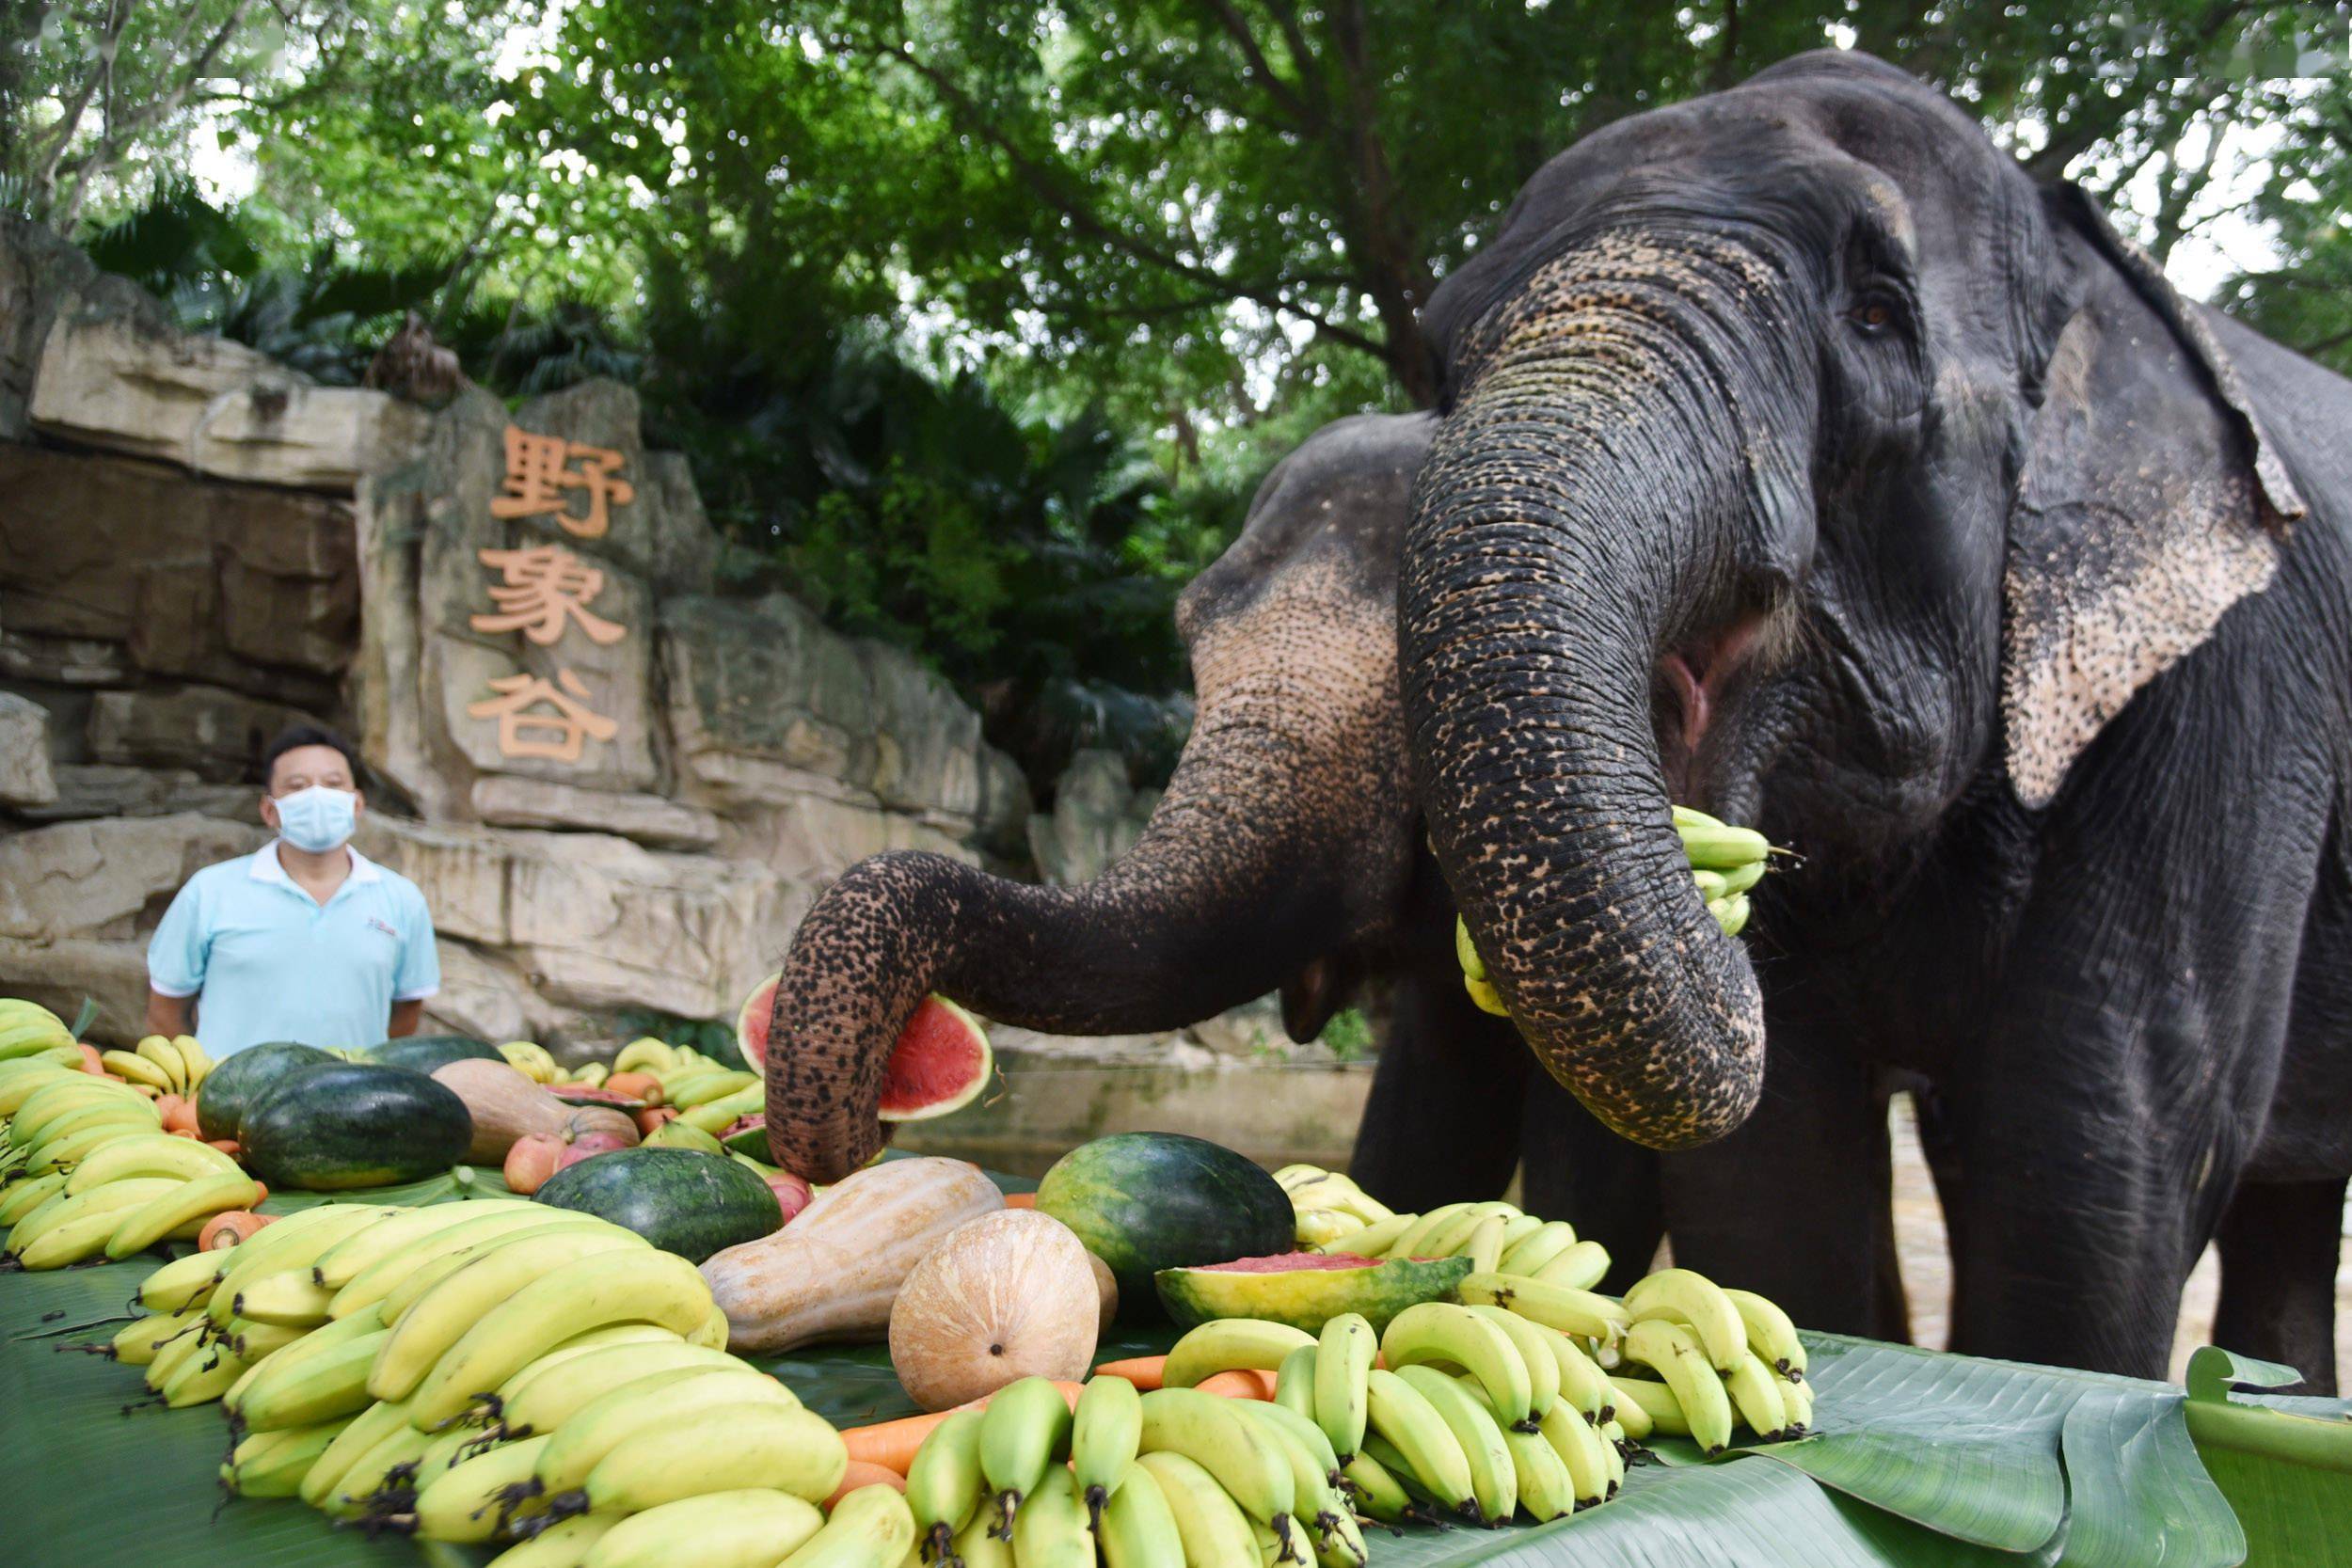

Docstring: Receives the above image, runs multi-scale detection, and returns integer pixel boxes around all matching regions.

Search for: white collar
[249,840,381,887]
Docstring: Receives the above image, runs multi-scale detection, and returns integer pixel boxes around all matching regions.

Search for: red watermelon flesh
[735,974,992,1121]
[878,996,993,1121]
[734,972,782,1069]
[1194,1252,1381,1271]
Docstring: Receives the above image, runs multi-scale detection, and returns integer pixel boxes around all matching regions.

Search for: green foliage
[1321,1008,1374,1062]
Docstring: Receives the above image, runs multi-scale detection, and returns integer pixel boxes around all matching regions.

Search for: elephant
[759,411,1446,1181]
[1403,49,2352,1386]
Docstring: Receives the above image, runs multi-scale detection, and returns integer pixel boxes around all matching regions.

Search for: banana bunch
[0,1063,261,1268]
[1158,1310,1625,1528]
[604,1037,757,1124]
[1461,1265,1813,1455]
[99,1034,214,1098]
[1674,807,1770,938]
[119,1194,863,1560]
[0,999,79,1062]
[499,1040,564,1085]
[903,1370,1369,1568]
[1452,805,1773,1015]
[1272,1172,1612,1292]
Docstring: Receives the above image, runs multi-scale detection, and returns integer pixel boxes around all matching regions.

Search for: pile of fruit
[118,1194,923,1564]
[1272,1164,1609,1291]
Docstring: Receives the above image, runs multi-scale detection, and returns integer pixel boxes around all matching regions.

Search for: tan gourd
[889,1209,1102,1411]
[430,1058,638,1164]
[699,1156,1004,1354]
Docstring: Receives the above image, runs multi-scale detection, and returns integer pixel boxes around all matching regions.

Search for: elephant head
[765,413,1436,1180]
[1402,51,2306,1149]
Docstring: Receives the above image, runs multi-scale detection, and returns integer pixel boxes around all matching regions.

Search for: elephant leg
[1348,971,1528,1212]
[1518,1079,1663,1294]
[1656,1022,1893,1338]
[2213,1177,2346,1395]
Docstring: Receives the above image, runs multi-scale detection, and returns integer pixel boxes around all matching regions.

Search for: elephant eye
[1847,292,1903,338]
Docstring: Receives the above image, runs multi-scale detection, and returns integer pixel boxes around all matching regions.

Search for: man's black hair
[261,722,361,787]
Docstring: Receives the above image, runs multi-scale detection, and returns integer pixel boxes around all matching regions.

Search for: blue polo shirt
[146,842,439,1056]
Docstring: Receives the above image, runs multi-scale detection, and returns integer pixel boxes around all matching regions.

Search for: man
[145,724,439,1055]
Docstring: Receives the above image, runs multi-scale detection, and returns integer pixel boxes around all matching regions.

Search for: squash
[889,1209,1101,1411]
[429,1058,638,1164]
[699,1156,1005,1354]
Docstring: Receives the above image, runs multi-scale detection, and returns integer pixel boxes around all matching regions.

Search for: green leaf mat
[0,1168,2339,1566]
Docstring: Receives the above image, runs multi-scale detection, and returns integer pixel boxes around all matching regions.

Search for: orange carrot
[1003,1192,1037,1209]
[1092,1354,1167,1391]
[840,1380,1087,1473]
[825,1462,909,1509]
[1195,1369,1278,1401]
[77,1044,105,1075]
[199,1211,271,1250]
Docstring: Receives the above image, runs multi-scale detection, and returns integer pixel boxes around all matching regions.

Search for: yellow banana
[532,1368,800,1495]
[1379,1302,1534,1431]
[1466,1303,1560,1419]
[1724,1350,1790,1439]
[1010,1465,1094,1568]
[1723,1287,1806,1378]
[1137,1386,1295,1528]
[1135,1451,1261,1568]
[1362,1369,1473,1513]
[582,1489,824,1568]
[1534,1240,1613,1291]
[1161,1318,1316,1388]
[103,1049,176,1093]
[137,1036,190,1092]
[1096,1459,1185,1568]
[339,1206,612,1320]
[1457,1272,1630,1344]
[772,1481,914,1568]
[137,1245,232,1311]
[105,1170,263,1259]
[1313,1311,1375,1461]
[560,1401,848,1514]
[485,1513,617,1568]
[112,1307,204,1366]
[64,1132,240,1193]
[233,1267,339,1327]
[497,1342,741,1437]
[222,1416,354,1497]
[1623,1268,1747,1371]
[1607,1375,1678,1438]
[1394,1364,1516,1525]
[10,1177,180,1266]
[412,1433,555,1542]
[369,1227,649,1402]
[310,1199,533,1289]
[1535,1401,1614,1505]
[1618,1320,1734,1452]
[230,1322,389,1431]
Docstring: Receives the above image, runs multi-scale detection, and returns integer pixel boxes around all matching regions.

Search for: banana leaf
[2179,1346,2352,1568]
[0,1167,2289,1567]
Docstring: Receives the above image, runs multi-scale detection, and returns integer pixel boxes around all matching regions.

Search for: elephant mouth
[1656,611,1772,802]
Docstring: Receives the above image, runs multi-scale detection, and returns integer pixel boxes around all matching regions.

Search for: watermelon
[533,1147,784,1261]
[734,973,993,1121]
[364,1034,501,1076]
[1155,1251,1474,1333]
[1034,1132,1295,1317]
[236,1063,472,1190]
[194,1041,334,1142]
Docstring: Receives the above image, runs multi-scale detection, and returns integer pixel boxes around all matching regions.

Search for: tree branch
[1189,0,1317,128]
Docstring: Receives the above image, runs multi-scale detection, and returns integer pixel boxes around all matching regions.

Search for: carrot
[1195,1369,1278,1401]
[199,1211,271,1250]
[825,1462,909,1509]
[77,1044,105,1075]
[840,1380,1087,1473]
[159,1095,200,1135]
[1003,1192,1037,1209]
[1092,1354,1167,1391]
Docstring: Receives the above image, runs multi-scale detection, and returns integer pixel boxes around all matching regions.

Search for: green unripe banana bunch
[1454,804,1776,1015]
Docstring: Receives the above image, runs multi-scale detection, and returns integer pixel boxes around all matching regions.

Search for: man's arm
[387,999,424,1037]
[145,990,193,1039]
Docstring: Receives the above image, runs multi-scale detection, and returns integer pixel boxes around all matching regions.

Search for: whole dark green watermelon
[194,1041,335,1142]
[1034,1132,1294,1316]
[238,1063,471,1190]
[366,1034,501,1075]
[533,1148,783,1262]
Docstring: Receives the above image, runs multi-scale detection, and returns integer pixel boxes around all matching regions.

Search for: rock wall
[0,214,1032,1049]
[0,217,1363,1168]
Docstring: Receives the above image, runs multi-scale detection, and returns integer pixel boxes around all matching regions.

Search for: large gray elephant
[1404,50,2352,1385]
[758,413,1445,1179]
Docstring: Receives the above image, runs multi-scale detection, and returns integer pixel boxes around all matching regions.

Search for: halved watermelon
[878,996,992,1122]
[1154,1251,1473,1333]
[733,973,993,1123]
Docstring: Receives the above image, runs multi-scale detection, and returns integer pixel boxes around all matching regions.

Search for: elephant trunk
[766,565,1407,1180]
[1401,230,1806,1148]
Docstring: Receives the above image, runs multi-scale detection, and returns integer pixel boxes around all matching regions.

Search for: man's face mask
[274,785,358,853]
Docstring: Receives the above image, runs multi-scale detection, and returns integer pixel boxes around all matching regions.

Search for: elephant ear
[2001,184,2308,809]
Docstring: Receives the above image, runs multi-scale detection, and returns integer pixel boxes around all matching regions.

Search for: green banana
[581,1488,825,1568]
[1338,1447,1412,1525]
[978,1374,1073,1531]
[1009,1465,1094,1568]
[1095,1459,1185,1568]
[905,1406,987,1560]
[1395,1364,1517,1525]
[1619,1319,1734,1451]
[1137,1386,1295,1528]
[1273,1342,1318,1422]
[1071,1373,1141,1523]
[1673,806,1772,869]
[1313,1311,1375,1461]
[1135,1450,1261,1567]
[229,1318,389,1432]
[136,1244,232,1312]
[1380,1302,1534,1431]
[560,1401,848,1515]
[221,1416,355,1497]
[301,1400,416,1510]
[773,1481,915,1567]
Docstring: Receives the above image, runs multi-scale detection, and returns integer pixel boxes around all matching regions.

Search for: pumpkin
[699,1156,1004,1354]
[889,1209,1101,1412]
[1088,1250,1120,1333]
[430,1058,639,1164]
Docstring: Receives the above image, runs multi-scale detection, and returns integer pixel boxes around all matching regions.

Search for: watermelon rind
[1035,1132,1295,1318]
[734,971,781,1070]
[1154,1252,1473,1333]
[876,995,993,1123]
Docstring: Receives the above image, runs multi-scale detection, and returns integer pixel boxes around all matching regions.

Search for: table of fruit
[0,998,2344,1568]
